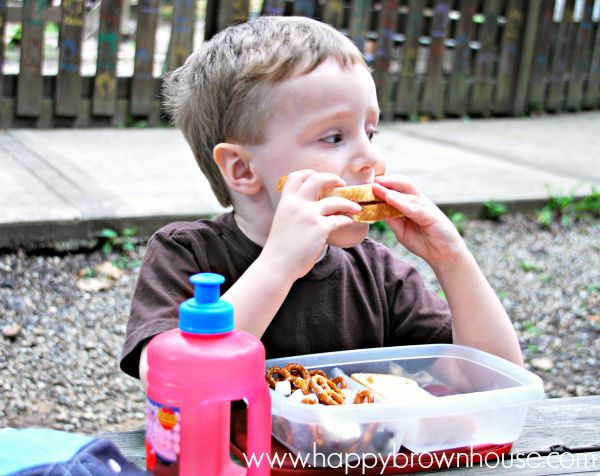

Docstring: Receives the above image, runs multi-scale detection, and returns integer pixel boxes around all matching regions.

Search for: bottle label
[146,397,181,475]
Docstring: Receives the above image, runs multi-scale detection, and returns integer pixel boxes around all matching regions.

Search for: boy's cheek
[327,223,369,248]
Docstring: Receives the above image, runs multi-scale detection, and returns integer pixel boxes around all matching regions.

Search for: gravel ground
[1,213,599,434]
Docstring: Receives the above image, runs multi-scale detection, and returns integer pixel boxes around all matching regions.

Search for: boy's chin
[327,222,370,248]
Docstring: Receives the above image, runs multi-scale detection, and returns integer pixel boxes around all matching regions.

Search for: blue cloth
[0,429,147,476]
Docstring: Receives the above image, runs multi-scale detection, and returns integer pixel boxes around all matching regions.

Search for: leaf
[122,227,138,237]
[102,242,113,256]
[100,228,119,239]
[77,277,113,292]
[122,242,135,252]
[96,261,124,280]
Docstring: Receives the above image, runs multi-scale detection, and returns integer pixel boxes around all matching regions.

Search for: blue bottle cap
[179,273,234,334]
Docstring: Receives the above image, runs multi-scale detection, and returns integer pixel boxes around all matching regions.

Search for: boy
[120,17,522,388]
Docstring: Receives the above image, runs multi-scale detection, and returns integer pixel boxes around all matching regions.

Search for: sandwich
[276,176,402,223]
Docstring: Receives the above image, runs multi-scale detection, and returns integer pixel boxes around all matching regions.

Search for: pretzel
[285,363,310,381]
[301,397,318,405]
[354,389,375,404]
[310,375,345,405]
[293,377,312,395]
[277,175,403,223]
[266,366,291,389]
[330,376,346,389]
[308,369,328,379]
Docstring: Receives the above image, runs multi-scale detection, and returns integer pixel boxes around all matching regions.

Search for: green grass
[449,211,466,235]
[538,186,600,227]
[98,227,140,269]
[519,260,542,272]
[483,200,507,220]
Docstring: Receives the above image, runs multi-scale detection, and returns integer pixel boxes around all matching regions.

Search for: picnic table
[103,395,600,474]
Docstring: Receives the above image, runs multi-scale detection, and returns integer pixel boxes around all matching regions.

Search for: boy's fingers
[297,173,345,200]
[318,196,362,217]
[383,190,436,225]
[374,175,423,197]
[280,170,316,194]
[323,214,355,232]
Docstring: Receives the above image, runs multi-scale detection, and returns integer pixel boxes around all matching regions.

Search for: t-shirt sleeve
[119,228,206,379]
[384,253,453,346]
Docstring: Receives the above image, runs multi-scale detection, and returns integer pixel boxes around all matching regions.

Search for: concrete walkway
[1,112,599,249]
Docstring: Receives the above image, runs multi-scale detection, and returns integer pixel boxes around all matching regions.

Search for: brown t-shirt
[120,212,452,379]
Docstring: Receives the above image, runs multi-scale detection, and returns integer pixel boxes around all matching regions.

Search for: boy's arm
[373,177,523,366]
[223,170,361,337]
[432,249,523,366]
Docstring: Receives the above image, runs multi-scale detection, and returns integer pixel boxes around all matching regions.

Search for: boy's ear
[213,143,262,195]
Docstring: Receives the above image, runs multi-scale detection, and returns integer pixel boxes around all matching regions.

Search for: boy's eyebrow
[305,106,381,129]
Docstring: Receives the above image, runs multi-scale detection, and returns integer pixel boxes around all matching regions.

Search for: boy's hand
[263,170,361,280]
[373,175,467,269]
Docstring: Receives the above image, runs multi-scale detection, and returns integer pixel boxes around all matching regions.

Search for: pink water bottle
[145,273,271,475]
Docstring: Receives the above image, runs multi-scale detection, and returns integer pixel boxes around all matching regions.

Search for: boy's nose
[350,142,385,177]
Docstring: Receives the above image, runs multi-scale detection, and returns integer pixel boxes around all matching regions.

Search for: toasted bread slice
[276,175,402,223]
[351,373,434,403]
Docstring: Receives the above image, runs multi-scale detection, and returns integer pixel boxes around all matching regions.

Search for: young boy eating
[120,16,522,388]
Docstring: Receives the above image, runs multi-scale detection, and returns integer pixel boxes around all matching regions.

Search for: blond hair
[163,16,367,207]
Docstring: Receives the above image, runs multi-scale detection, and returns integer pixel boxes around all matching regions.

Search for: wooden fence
[1,0,600,128]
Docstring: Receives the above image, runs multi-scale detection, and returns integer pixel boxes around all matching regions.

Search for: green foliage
[519,260,541,272]
[436,290,446,301]
[538,186,600,227]
[369,221,396,246]
[98,227,139,268]
[585,284,600,293]
[527,343,539,353]
[449,212,467,235]
[483,200,507,220]
[523,321,541,337]
[496,290,508,299]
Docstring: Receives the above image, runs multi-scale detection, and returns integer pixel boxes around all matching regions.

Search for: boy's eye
[367,129,379,142]
[321,133,343,144]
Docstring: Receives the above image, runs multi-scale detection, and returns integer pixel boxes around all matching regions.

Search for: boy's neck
[233,212,270,247]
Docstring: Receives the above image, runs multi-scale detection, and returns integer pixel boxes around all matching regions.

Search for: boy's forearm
[222,253,297,338]
[138,254,294,394]
[432,250,524,366]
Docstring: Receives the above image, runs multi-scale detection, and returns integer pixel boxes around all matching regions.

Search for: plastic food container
[266,344,544,464]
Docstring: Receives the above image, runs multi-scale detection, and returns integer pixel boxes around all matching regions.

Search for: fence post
[565,0,595,111]
[583,8,600,108]
[262,0,284,15]
[17,0,45,117]
[293,0,315,17]
[131,0,159,116]
[350,0,371,55]
[470,0,501,116]
[395,0,425,117]
[421,0,450,118]
[0,0,5,100]
[218,0,249,31]
[493,0,525,114]
[165,0,196,71]
[446,0,477,117]
[512,0,540,116]
[322,0,344,28]
[373,0,398,121]
[55,0,85,117]
[92,0,123,116]
[527,0,553,112]
[546,0,574,112]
